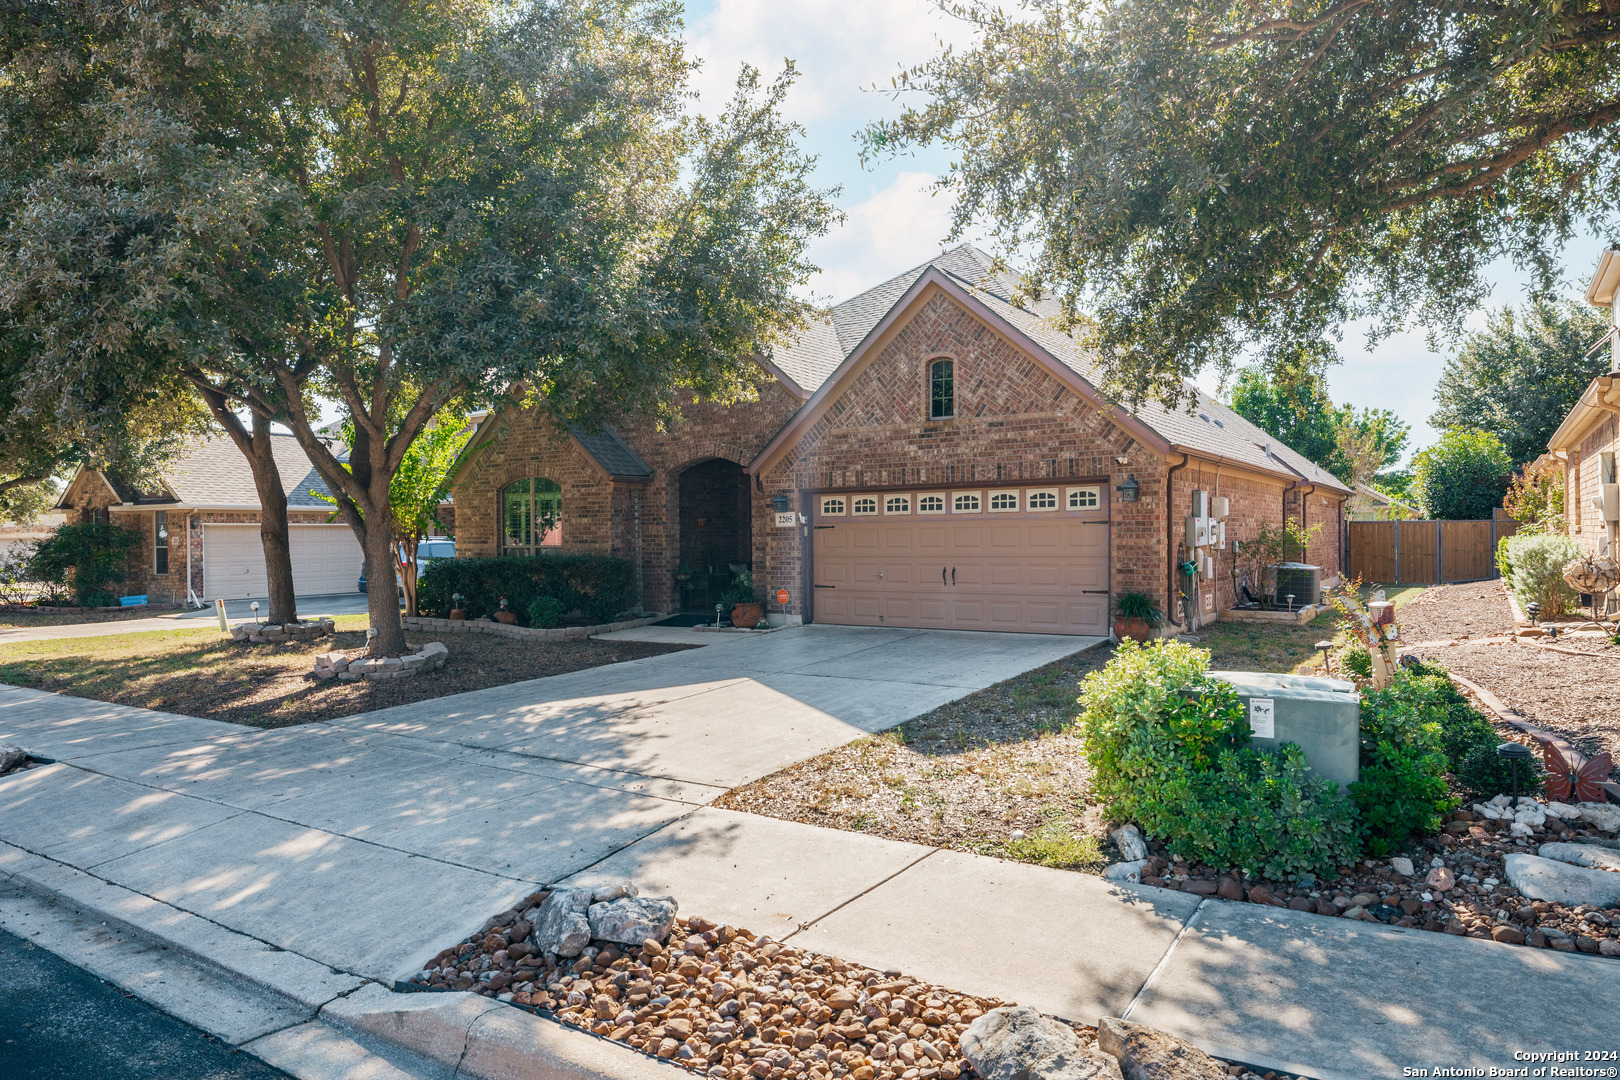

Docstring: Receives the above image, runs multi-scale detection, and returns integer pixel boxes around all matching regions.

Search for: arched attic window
[928,358,954,420]
[502,478,562,555]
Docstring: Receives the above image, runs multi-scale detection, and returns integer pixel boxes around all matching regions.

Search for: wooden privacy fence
[1349,518,1520,585]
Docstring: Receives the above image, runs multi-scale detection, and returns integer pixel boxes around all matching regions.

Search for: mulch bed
[714,648,1114,869]
[408,900,1296,1080]
[1398,581,1620,767]
[0,626,695,728]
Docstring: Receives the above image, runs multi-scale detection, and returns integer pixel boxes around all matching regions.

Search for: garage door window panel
[1067,486,1100,511]
[885,495,911,515]
[852,497,878,516]
[918,494,946,514]
[821,496,846,516]
[952,492,981,513]
[503,478,562,554]
[1027,489,1058,511]
[988,490,1019,512]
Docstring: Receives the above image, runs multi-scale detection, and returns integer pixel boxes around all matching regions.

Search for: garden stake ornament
[1330,580,1400,690]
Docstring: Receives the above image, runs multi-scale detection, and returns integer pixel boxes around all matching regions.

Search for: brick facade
[452,288,1347,631]
[1570,414,1620,557]
[451,385,800,612]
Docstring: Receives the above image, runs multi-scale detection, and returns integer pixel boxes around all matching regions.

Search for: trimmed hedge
[416,554,634,626]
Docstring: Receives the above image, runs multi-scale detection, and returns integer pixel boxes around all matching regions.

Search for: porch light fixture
[1497,741,1534,801]
[771,493,791,514]
[1116,475,1140,503]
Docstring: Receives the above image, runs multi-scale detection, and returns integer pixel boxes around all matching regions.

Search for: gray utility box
[1208,671,1361,790]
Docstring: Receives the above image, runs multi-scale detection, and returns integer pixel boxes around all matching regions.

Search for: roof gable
[756,244,1349,493]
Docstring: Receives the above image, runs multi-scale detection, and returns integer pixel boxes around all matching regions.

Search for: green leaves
[1430,299,1610,469]
[1077,638,1360,879]
[1350,675,1458,856]
[864,1,1620,406]
[1409,429,1513,519]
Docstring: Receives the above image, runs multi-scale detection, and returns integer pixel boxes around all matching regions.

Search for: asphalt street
[0,928,289,1080]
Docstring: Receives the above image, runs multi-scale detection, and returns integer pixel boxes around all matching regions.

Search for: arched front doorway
[675,458,751,611]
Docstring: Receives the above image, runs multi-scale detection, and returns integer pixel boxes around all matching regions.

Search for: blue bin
[119,595,149,607]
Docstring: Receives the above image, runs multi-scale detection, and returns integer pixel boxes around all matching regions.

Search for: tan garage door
[811,484,1110,634]
[204,524,364,600]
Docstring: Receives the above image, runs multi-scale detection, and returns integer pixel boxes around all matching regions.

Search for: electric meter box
[1208,670,1361,790]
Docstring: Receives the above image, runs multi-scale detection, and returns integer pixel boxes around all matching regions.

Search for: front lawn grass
[0,608,174,629]
[0,614,694,728]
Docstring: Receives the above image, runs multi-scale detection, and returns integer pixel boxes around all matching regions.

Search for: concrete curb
[323,984,677,1080]
[2,841,677,1080]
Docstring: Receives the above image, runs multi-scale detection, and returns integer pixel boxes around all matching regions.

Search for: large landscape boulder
[587,895,678,945]
[1575,802,1620,834]
[1538,842,1620,872]
[960,1007,1122,1080]
[531,887,594,957]
[0,744,26,776]
[1503,853,1620,908]
[1095,1017,1225,1080]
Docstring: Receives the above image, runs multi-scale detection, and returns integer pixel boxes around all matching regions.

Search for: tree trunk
[193,385,298,625]
[246,412,299,626]
[364,500,406,655]
[394,534,420,618]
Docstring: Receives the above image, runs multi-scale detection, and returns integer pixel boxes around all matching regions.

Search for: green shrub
[1340,642,1372,680]
[1401,658,1543,799]
[526,595,566,629]
[1078,640,1360,880]
[417,554,634,625]
[1494,534,1515,585]
[28,522,140,607]
[1502,532,1580,617]
[1350,674,1457,855]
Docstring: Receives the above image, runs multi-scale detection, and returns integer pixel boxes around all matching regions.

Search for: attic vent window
[928,358,954,420]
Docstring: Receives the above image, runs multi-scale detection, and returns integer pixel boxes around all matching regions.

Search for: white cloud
[686,0,973,124]
[802,171,963,300]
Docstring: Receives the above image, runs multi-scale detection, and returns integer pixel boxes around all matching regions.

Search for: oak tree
[867,1,1620,406]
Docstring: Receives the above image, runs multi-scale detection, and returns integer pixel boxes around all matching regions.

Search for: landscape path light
[1497,741,1535,801]
[1316,640,1334,673]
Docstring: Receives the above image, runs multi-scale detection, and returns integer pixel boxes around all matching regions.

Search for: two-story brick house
[451,246,1349,635]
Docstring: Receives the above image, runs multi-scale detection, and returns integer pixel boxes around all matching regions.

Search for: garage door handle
[814,584,835,589]
[941,567,947,585]
[1082,589,1108,594]
[951,566,955,586]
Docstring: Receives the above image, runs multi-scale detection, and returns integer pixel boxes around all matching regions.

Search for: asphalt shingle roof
[106,433,346,509]
[765,244,1350,493]
[569,425,653,480]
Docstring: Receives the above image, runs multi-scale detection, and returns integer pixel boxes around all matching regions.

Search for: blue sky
[679,0,1612,463]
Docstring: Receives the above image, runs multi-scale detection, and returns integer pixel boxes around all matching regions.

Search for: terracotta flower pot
[493,610,517,625]
[1112,617,1155,643]
[449,609,466,621]
[731,602,764,629]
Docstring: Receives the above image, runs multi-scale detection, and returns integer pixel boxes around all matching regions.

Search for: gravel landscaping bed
[0,619,694,727]
[407,888,1301,1080]
[1127,795,1620,960]
[1399,581,1620,766]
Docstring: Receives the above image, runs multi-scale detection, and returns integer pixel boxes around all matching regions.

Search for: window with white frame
[852,496,878,515]
[885,494,911,514]
[821,496,846,516]
[952,492,981,512]
[154,511,169,575]
[988,490,1019,512]
[917,494,946,514]
[1067,486,1100,510]
[1027,489,1058,510]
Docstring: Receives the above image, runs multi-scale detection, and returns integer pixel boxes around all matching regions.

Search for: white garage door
[812,484,1111,635]
[204,524,364,600]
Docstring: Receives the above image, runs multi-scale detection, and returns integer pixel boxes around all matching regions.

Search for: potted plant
[493,596,518,624]
[723,569,764,629]
[449,592,467,621]
[673,561,692,584]
[1111,592,1164,642]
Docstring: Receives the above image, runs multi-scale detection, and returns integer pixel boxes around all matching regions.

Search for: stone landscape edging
[401,613,665,641]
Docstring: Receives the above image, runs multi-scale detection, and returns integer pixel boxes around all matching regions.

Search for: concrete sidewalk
[3,625,1616,1078]
[0,592,374,644]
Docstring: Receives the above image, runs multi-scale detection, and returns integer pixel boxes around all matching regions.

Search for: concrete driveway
[0,593,377,645]
[0,625,1099,982]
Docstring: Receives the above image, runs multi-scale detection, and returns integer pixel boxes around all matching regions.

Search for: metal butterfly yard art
[1542,741,1614,804]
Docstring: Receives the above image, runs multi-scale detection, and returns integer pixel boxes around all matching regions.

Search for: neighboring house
[55,434,367,603]
[451,245,1351,635]
[0,510,66,563]
[1549,249,1620,559]
[1346,482,1419,521]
